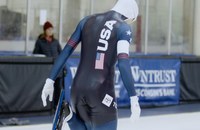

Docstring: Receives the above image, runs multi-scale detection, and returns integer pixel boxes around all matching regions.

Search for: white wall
[0,0,6,6]
[0,0,197,54]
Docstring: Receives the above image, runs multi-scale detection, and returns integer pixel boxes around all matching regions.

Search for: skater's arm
[49,17,88,80]
[117,23,136,97]
[117,23,141,121]
[118,55,136,96]
[41,17,88,107]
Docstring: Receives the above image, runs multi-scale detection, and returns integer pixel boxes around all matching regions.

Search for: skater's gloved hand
[41,78,54,107]
[130,96,141,121]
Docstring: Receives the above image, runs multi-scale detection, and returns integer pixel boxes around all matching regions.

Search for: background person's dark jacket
[33,35,62,58]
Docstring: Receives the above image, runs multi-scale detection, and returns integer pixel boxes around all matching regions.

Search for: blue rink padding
[117,58,181,107]
[0,51,27,56]
[0,51,194,56]
[0,51,195,107]
[64,54,188,107]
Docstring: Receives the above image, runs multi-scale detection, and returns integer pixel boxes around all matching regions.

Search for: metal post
[59,0,63,45]
[144,0,149,54]
[90,0,94,14]
[6,0,9,6]
[167,0,173,55]
[193,0,200,55]
[25,0,30,55]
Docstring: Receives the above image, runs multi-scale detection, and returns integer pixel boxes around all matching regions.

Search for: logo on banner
[131,66,177,88]
[129,65,179,98]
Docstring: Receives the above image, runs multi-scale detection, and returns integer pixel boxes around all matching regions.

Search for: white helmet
[111,0,139,20]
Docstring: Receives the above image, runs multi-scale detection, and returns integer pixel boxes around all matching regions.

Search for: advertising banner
[65,57,181,107]
[117,58,181,106]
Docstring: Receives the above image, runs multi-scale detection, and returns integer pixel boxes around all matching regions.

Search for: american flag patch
[68,39,77,48]
[95,52,105,70]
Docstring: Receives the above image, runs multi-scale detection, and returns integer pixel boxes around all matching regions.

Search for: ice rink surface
[1,112,200,130]
[1,103,200,130]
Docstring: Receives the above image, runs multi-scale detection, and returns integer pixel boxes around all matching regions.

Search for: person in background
[33,21,62,110]
[33,21,62,58]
